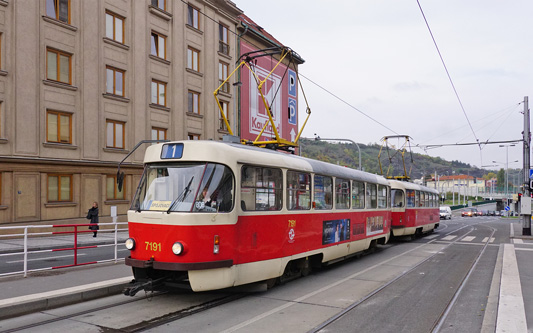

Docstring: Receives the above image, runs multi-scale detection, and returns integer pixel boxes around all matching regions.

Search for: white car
[439,206,452,220]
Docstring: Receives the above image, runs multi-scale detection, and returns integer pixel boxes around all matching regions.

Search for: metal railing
[0,222,128,278]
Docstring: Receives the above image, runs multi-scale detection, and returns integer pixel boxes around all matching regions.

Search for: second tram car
[389,180,440,238]
[124,140,393,292]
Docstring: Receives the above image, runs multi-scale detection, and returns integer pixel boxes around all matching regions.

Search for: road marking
[442,235,456,241]
[460,236,476,242]
[515,247,533,251]
[425,234,439,239]
[496,244,527,333]
[481,237,495,243]
[513,239,524,244]
[6,253,86,264]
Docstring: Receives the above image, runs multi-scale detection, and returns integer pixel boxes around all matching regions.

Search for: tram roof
[144,140,389,185]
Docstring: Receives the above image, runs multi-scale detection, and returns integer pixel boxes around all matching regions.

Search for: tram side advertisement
[322,219,350,245]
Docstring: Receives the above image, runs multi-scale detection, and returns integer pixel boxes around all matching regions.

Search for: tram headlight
[172,242,184,255]
[125,238,136,250]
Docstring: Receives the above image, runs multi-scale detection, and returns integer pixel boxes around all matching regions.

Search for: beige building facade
[0,0,245,226]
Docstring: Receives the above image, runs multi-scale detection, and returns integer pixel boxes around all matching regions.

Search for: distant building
[0,1,302,226]
[426,175,486,197]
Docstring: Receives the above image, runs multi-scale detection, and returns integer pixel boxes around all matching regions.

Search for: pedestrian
[87,201,99,237]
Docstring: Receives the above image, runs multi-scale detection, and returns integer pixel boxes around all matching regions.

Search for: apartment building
[0,0,251,225]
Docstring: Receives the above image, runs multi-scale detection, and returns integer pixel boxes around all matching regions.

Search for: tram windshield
[131,162,234,213]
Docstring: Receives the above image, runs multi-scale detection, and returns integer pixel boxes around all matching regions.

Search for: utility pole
[523,96,531,235]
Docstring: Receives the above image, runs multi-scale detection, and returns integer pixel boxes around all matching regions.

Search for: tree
[497,168,505,190]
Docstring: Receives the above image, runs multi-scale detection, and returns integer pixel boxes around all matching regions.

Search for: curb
[0,276,132,320]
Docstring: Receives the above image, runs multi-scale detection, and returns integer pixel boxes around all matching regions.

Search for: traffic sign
[505,206,510,211]
[529,169,533,178]
[530,179,533,189]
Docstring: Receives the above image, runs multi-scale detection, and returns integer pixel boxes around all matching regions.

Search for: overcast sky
[236,0,532,173]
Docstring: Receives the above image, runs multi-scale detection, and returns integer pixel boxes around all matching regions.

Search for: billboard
[240,42,299,143]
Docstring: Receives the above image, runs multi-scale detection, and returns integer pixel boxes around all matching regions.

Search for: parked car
[488,211,496,216]
[440,206,452,220]
[494,210,501,216]
[461,208,478,217]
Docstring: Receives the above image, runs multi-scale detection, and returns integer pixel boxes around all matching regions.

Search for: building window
[187,47,199,72]
[219,101,229,131]
[106,120,125,149]
[107,175,125,200]
[151,0,166,11]
[47,48,71,84]
[150,31,166,59]
[188,90,200,114]
[151,80,167,106]
[218,61,229,93]
[46,0,70,24]
[106,66,125,97]
[48,174,72,202]
[105,11,124,44]
[188,133,200,140]
[151,127,167,141]
[46,110,72,144]
[219,23,229,55]
[187,4,199,29]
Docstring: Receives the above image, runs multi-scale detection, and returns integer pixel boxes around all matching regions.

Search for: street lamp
[498,144,516,209]
[313,135,362,170]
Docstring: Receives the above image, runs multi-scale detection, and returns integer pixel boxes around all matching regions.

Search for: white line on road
[442,235,456,241]
[496,244,527,333]
[513,239,524,244]
[425,234,439,239]
[460,236,476,242]
[6,253,86,264]
[481,237,495,243]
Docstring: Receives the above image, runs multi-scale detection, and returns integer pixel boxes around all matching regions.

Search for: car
[494,210,501,216]
[439,206,452,220]
[461,208,478,217]
[488,211,495,216]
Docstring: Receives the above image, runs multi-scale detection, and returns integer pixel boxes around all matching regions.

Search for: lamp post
[312,135,362,170]
[498,143,516,213]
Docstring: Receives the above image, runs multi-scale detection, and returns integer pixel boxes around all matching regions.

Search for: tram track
[310,220,497,332]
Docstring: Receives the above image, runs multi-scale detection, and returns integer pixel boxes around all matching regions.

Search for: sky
[236,0,532,173]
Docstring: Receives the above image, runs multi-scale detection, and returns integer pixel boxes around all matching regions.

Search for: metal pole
[23,227,28,278]
[311,137,362,170]
[523,96,531,235]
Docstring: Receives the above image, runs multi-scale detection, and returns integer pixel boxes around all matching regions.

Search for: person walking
[87,202,99,237]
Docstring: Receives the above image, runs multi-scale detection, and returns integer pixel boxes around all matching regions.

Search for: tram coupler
[123,277,167,297]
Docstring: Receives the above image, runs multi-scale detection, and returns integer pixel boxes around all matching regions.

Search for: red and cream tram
[389,179,440,238]
[124,140,392,292]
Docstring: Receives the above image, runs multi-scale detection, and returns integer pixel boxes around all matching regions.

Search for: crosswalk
[429,234,532,245]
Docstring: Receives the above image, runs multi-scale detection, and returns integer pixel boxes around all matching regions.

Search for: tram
[389,179,440,238]
[123,139,392,293]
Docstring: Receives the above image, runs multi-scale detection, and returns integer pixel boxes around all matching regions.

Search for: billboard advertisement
[240,42,299,143]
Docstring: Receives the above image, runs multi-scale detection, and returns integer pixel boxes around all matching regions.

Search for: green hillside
[298,138,488,180]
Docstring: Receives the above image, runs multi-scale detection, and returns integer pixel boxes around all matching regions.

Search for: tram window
[366,183,377,209]
[287,171,311,210]
[415,191,420,207]
[391,189,404,207]
[377,185,387,209]
[335,178,350,209]
[314,175,332,210]
[193,164,234,213]
[241,165,282,211]
[352,181,365,209]
[406,189,415,208]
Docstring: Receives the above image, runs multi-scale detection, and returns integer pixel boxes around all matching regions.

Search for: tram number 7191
[145,241,162,252]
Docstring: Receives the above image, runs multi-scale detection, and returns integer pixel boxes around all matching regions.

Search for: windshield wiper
[166,176,194,214]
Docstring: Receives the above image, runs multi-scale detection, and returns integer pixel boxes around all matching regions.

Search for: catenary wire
[416,0,481,149]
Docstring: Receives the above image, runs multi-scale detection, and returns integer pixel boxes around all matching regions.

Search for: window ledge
[0,1,7,7]
[44,202,78,208]
[186,112,203,119]
[186,68,203,77]
[102,93,130,103]
[104,200,130,205]
[0,205,8,210]
[103,147,130,154]
[218,51,232,61]
[149,103,170,112]
[0,138,8,144]
[148,5,172,21]
[149,54,171,66]
[43,142,78,150]
[0,70,7,77]
[186,24,203,35]
[103,37,130,51]
[42,16,78,32]
[43,80,78,91]
[217,91,232,98]
[218,129,230,134]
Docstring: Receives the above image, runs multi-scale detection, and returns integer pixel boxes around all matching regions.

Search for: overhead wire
[416,0,481,150]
